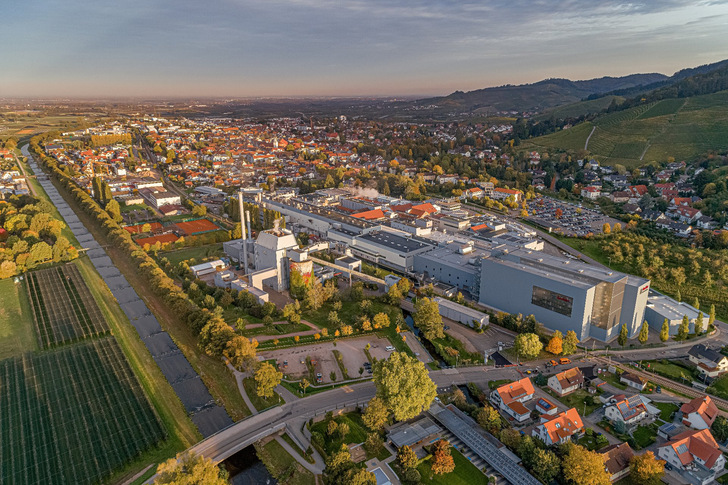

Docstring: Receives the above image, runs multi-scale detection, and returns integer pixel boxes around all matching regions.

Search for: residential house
[620,373,647,391]
[532,408,584,446]
[600,443,635,483]
[657,429,724,485]
[605,395,653,427]
[548,368,584,397]
[490,377,535,422]
[687,344,728,379]
[581,186,601,199]
[680,396,719,430]
[492,187,522,203]
[670,206,702,224]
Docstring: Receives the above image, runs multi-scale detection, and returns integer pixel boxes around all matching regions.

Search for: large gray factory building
[478,248,650,343]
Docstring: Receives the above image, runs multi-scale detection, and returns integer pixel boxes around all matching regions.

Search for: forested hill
[412,73,667,113]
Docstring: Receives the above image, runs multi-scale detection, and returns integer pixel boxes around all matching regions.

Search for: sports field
[174,218,220,235]
[25,265,109,348]
[0,337,166,485]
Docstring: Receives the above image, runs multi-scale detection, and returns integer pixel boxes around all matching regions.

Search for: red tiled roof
[680,396,718,427]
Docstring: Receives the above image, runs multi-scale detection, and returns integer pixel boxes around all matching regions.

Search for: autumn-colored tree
[154,452,228,485]
[397,445,418,470]
[223,335,258,371]
[562,330,579,355]
[546,330,563,355]
[561,443,611,485]
[254,362,282,399]
[362,396,389,431]
[476,406,502,434]
[373,312,390,329]
[430,440,455,475]
[629,451,665,485]
[602,223,611,234]
[555,208,563,219]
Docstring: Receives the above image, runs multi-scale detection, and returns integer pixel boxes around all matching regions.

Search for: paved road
[23,144,232,437]
[183,365,520,465]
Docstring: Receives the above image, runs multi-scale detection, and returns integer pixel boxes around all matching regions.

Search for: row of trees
[29,135,256,383]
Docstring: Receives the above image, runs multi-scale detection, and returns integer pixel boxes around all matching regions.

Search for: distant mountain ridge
[414,73,668,113]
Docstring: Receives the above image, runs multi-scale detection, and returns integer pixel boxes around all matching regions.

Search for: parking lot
[527,196,619,237]
[260,336,393,384]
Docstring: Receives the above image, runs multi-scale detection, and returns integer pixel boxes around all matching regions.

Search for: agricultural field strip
[0,337,165,485]
[24,265,109,348]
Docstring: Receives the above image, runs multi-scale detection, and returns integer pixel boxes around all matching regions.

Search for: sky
[2,0,728,98]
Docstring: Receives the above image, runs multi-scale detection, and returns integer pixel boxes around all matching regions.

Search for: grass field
[256,439,316,485]
[653,402,679,422]
[25,264,109,348]
[417,447,489,485]
[242,377,282,411]
[0,278,36,360]
[631,423,658,449]
[523,90,728,166]
[547,388,602,415]
[158,243,225,267]
[310,412,372,458]
[0,337,166,485]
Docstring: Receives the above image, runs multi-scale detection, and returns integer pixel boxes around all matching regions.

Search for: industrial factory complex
[218,187,703,344]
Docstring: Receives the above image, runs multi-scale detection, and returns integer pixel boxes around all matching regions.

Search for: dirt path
[251,320,321,342]
[584,125,597,150]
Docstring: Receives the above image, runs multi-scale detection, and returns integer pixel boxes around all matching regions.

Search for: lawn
[653,402,679,422]
[642,360,696,383]
[0,278,36,360]
[631,423,658,449]
[416,447,489,485]
[488,379,511,390]
[547,388,603,415]
[281,433,316,464]
[431,333,484,366]
[577,432,610,451]
[158,243,224,267]
[309,412,371,457]
[708,374,728,400]
[256,439,316,485]
[242,322,310,338]
[600,372,628,389]
[242,377,282,411]
[302,299,401,332]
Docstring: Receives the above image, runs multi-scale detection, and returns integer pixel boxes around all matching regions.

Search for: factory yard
[261,336,393,384]
[526,196,619,236]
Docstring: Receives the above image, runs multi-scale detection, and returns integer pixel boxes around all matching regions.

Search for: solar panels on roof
[676,443,688,454]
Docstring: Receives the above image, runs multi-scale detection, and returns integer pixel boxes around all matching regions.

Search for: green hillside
[522,90,728,167]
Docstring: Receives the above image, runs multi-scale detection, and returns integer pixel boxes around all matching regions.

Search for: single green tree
[709,304,716,327]
[617,323,628,346]
[638,320,649,344]
[514,333,542,360]
[372,352,436,421]
[695,311,704,335]
[693,297,700,311]
[562,330,579,355]
[677,315,690,340]
[660,318,670,342]
[412,297,444,341]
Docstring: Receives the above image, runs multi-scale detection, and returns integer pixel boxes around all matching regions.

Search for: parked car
[385,346,395,351]
[559,358,571,365]
[549,360,559,366]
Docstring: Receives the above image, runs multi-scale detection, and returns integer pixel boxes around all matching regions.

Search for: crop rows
[26,264,109,348]
[0,337,166,485]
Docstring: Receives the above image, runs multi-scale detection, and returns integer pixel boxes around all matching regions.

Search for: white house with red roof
[680,396,719,430]
[489,377,535,422]
[491,187,522,203]
[532,408,584,446]
[657,429,724,485]
[547,367,584,397]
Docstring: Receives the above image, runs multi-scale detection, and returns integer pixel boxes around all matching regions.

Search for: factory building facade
[478,249,649,343]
